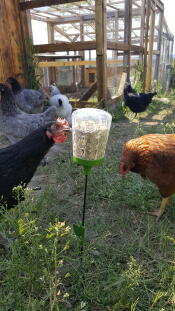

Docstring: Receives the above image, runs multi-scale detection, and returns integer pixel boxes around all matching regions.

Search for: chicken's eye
[54,124,61,131]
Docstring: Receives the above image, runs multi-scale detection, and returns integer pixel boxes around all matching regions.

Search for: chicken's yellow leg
[148,197,171,220]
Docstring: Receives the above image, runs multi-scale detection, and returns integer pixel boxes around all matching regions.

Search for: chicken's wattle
[53,132,68,143]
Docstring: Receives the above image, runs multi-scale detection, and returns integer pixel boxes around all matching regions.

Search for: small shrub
[0,212,73,311]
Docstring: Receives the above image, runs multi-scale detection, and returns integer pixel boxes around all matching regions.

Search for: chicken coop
[0,0,174,107]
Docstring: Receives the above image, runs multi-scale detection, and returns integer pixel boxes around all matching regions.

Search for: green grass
[1,90,175,310]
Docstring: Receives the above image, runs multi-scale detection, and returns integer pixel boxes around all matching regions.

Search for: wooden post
[80,18,85,86]
[20,2,34,87]
[140,0,146,65]
[154,11,164,82]
[47,22,55,43]
[123,0,132,82]
[0,0,25,84]
[143,0,150,90]
[47,22,56,83]
[95,0,107,105]
[73,51,77,90]
[113,10,118,60]
[146,8,155,90]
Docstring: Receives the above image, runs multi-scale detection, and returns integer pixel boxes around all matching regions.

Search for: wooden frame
[0,0,171,105]
[20,0,82,10]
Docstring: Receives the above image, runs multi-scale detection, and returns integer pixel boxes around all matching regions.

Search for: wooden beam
[95,0,107,103]
[123,0,132,82]
[108,42,144,52]
[116,72,127,96]
[79,82,97,101]
[30,8,142,25]
[47,23,55,43]
[37,59,132,68]
[47,22,56,83]
[54,25,73,42]
[146,8,155,90]
[19,0,82,11]
[154,11,164,81]
[33,41,145,54]
[70,100,98,108]
[33,41,97,53]
[113,10,118,59]
[151,0,164,12]
[20,7,33,84]
[0,0,16,80]
[107,95,123,106]
[139,0,145,65]
[0,0,26,84]
[143,0,150,90]
[80,18,85,85]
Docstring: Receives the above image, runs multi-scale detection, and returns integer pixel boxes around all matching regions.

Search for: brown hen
[119,134,175,219]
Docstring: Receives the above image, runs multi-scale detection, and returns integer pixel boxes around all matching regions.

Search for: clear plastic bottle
[72,108,112,161]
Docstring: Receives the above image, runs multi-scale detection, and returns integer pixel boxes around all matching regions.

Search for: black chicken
[0,118,70,209]
[123,84,157,116]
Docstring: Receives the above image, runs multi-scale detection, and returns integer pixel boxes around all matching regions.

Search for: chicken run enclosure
[0,0,174,107]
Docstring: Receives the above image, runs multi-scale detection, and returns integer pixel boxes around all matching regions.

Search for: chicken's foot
[148,197,170,220]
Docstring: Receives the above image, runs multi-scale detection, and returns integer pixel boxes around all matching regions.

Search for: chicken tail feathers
[151,92,157,98]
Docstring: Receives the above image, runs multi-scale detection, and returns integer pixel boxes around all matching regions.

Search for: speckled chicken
[7,77,48,113]
[0,83,58,144]
[120,133,175,219]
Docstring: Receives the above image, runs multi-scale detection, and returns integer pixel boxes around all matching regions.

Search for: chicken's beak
[55,118,71,135]
[62,127,72,135]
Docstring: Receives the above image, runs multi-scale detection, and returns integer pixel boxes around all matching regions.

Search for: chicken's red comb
[56,117,70,128]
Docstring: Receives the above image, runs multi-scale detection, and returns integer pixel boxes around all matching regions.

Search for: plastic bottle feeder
[72,108,112,259]
[72,108,112,174]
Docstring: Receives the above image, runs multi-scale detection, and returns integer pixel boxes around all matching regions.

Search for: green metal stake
[73,157,104,260]
[80,172,88,258]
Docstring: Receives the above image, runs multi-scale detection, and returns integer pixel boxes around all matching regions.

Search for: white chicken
[49,85,72,126]
[50,84,60,97]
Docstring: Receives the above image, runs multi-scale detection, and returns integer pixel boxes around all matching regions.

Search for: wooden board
[33,41,97,53]
[69,100,98,108]
[0,0,25,83]
[95,0,107,102]
[146,8,155,90]
[20,0,82,10]
[0,0,14,81]
[34,41,145,54]
[79,82,97,101]
[123,0,132,80]
[5,0,24,77]
[37,59,136,67]
[116,72,127,96]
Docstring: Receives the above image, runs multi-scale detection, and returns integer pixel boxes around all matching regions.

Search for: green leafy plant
[24,38,42,90]
[170,58,175,88]
[0,212,73,310]
[133,62,144,92]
